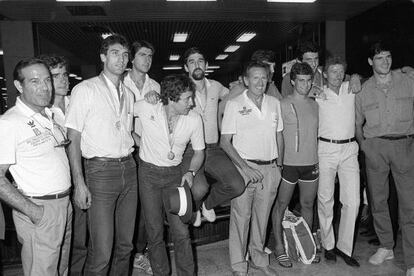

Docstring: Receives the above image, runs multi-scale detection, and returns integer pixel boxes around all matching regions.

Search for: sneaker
[193,210,202,227]
[254,265,278,276]
[369,248,394,265]
[133,253,153,275]
[407,267,414,276]
[202,202,216,222]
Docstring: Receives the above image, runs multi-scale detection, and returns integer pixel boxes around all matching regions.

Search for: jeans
[139,160,195,276]
[133,152,148,254]
[69,202,88,276]
[84,156,137,276]
[181,144,244,210]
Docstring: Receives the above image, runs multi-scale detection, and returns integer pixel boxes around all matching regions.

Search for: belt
[378,134,414,140]
[89,155,132,162]
[27,189,70,200]
[246,159,276,165]
[319,137,356,144]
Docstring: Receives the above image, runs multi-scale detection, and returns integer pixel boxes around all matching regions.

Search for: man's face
[262,60,275,81]
[100,43,129,76]
[185,53,207,81]
[14,64,52,111]
[324,64,345,89]
[369,51,392,76]
[244,66,268,97]
[132,47,153,74]
[169,90,194,115]
[292,74,312,96]
[50,65,69,97]
[302,52,319,73]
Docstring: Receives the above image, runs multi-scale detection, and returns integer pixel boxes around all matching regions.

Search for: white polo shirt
[193,78,229,144]
[65,73,135,159]
[134,100,205,167]
[0,98,71,196]
[221,90,283,161]
[50,96,70,129]
[316,81,355,139]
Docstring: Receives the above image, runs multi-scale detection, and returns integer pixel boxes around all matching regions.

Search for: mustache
[192,68,205,80]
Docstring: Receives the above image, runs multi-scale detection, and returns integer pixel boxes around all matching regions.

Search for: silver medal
[167,151,175,160]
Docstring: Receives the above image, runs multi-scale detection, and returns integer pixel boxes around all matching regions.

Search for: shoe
[275,253,292,268]
[335,248,360,267]
[254,265,278,276]
[369,248,394,265]
[202,202,216,222]
[407,267,414,276]
[324,248,336,263]
[312,254,321,264]
[232,271,248,276]
[133,253,153,275]
[193,210,201,227]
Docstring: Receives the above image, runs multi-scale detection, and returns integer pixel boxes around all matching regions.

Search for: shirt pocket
[364,102,380,128]
[395,96,414,122]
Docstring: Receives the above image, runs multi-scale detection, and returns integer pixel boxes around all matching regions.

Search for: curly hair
[38,54,69,72]
[160,74,195,105]
[290,62,314,81]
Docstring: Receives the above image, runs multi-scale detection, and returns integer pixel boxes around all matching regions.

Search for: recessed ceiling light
[224,45,240,53]
[163,66,183,70]
[169,55,180,61]
[69,73,77,78]
[205,70,214,73]
[1,88,6,91]
[56,0,110,2]
[236,33,256,42]
[0,77,3,80]
[207,65,220,69]
[215,54,228,60]
[101,33,113,39]
[0,49,3,55]
[173,33,188,43]
[267,0,316,2]
[167,0,215,1]
[75,77,83,80]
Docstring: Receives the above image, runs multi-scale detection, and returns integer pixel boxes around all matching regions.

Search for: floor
[3,228,406,276]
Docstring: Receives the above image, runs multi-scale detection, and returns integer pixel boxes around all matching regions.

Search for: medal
[115,121,121,130]
[167,151,175,160]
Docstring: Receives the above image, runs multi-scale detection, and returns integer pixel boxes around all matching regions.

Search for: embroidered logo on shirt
[238,106,252,116]
[150,115,155,121]
[27,120,41,136]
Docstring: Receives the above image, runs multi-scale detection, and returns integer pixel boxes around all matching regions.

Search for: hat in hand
[165,180,193,224]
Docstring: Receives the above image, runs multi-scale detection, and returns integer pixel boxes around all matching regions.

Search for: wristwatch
[187,170,196,177]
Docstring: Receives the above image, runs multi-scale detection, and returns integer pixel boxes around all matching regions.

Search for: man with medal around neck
[182,47,244,226]
[65,34,137,275]
[134,74,205,275]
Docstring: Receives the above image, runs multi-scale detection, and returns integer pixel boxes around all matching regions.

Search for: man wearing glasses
[0,57,72,275]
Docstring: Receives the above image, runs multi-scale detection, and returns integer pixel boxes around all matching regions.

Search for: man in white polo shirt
[65,34,137,275]
[316,56,360,267]
[0,58,72,275]
[221,61,283,276]
[134,74,204,275]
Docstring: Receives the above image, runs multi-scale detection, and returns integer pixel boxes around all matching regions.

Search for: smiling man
[356,41,414,276]
[65,34,137,275]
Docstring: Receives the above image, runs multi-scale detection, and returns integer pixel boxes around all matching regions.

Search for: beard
[192,68,205,80]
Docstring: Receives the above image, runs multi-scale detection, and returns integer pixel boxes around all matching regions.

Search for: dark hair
[251,49,275,63]
[38,54,69,72]
[368,41,392,59]
[13,58,49,83]
[297,41,319,61]
[323,56,347,73]
[131,40,155,59]
[290,62,314,81]
[160,74,195,105]
[244,61,269,77]
[99,34,129,56]
[183,47,205,65]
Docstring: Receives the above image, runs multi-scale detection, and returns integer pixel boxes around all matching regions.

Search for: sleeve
[355,92,365,127]
[153,81,161,93]
[133,101,145,135]
[281,74,293,98]
[221,101,238,135]
[218,83,229,100]
[276,100,284,132]
[65,83,91,132]
[0,120,17,165]
[190,114,205,151]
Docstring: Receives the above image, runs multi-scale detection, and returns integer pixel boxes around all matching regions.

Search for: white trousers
[317,141,360,256]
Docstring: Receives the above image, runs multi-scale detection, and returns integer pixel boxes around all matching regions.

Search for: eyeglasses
[49,123,71,148]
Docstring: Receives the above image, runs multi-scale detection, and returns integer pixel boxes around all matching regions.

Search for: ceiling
[0,0,391,83]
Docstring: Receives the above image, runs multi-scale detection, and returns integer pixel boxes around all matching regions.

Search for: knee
[227,179,245,197]
[191,182,209,201]
[275,198,290,213]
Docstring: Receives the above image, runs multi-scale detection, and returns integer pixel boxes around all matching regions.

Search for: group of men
[0,33,413,276]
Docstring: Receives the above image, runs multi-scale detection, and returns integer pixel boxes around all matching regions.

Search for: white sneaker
[407,267,414,276]
[369,248,394,265]
[193,210,201,227]
[133,253,153,275]
[202,202,216,222]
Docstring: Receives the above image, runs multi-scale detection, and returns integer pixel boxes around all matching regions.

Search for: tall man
[356,41,414,276]
[317,56,360,267]
[135,74,204,276]
[122,40,159,275]
[221,61,283,276]
[182,47,244,225]
[0,58,72,275]
[65,34,137,275]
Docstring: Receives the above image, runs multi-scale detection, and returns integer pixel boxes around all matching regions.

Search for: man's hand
[144,90,160,105]
[349,74,362,94]
[181,172,194,188]
[30,205,44,225]
[243,165,264,184]
[74,181,92,210]
[308,85,325,99]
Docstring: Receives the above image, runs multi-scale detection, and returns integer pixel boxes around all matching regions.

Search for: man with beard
[122,40,159,275]
[356,41,414,276]
[65,34,137,275]
[182,47,244,226]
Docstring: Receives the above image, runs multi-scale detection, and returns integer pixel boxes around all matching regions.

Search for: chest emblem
[238,106,252,116]
[150,115,155,121]
[27,120,41,136]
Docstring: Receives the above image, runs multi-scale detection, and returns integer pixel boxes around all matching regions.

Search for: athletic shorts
[281,164,319,184]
